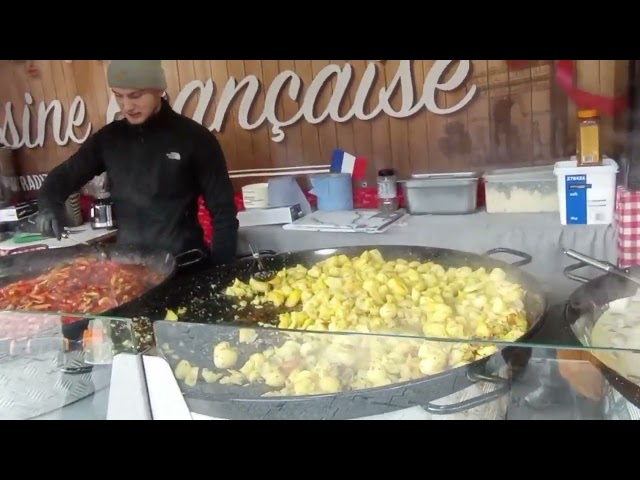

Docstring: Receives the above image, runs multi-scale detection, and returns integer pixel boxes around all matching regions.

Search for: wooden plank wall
[0,60,629,191]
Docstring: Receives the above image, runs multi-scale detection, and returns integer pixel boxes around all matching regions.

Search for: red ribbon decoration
[506,60,628,116]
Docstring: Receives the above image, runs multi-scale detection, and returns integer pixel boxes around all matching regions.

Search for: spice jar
[577,109,602,166]
[377,168,398,212]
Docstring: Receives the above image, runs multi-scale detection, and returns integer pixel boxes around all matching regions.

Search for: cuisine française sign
[0,60,477,148]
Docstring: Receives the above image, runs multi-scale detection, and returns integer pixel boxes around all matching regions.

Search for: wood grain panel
[466,60,491,167]
[0,60,629,191]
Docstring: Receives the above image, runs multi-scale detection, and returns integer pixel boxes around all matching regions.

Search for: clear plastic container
[377,169,399,212]
[483,165,558,213]
[577,109,602,166]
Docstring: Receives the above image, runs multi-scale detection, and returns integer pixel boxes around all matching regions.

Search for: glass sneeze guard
[2,310,640,420]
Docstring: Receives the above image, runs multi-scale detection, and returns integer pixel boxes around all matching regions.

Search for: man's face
[112,88,163,124]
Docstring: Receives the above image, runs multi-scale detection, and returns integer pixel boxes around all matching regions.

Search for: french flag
[330,149,368,181]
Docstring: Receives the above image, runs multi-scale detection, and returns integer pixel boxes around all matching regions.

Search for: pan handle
[6,244,50,256]
[563,262,593,283]
[484,248,532,267]
[175,248,206,268]
[236,250,277,261]
[420,370,510,415]
[59,365,94,375]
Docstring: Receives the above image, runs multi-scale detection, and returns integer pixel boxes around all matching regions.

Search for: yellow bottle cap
[578,109,599,119]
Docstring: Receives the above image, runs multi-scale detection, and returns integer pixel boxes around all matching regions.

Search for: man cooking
[36,60,239,270]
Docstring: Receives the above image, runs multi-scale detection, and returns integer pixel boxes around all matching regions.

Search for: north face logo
[166,152,181,160]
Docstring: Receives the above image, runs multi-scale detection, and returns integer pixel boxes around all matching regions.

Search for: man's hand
[36,209,63,240]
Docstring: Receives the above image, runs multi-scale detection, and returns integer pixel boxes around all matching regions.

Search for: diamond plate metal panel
[0,351,108,420]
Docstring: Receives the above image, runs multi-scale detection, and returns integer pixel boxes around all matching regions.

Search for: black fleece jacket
[38,99,238,264]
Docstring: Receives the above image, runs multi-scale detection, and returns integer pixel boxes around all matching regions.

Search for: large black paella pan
[0,243,206,339]
[115,245,547,327]
[563,249,640,409]
[126,245,549,419]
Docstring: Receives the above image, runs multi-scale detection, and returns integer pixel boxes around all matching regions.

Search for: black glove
[35,208,63,240]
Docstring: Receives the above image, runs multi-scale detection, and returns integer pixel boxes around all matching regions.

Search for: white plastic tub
[554,157,619,225]
[484,165,558,213]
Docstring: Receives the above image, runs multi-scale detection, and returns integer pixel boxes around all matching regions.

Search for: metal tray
[399,173,479,215]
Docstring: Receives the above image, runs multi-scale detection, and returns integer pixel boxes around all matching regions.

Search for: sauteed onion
[0,257,163,315]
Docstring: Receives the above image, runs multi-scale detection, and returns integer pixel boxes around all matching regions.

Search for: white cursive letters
[0,60,476,148]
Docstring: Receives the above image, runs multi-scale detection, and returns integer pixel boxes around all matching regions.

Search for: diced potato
[215,248,528,396]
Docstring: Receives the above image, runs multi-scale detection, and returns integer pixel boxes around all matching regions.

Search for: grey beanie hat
[107,60,167,90]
